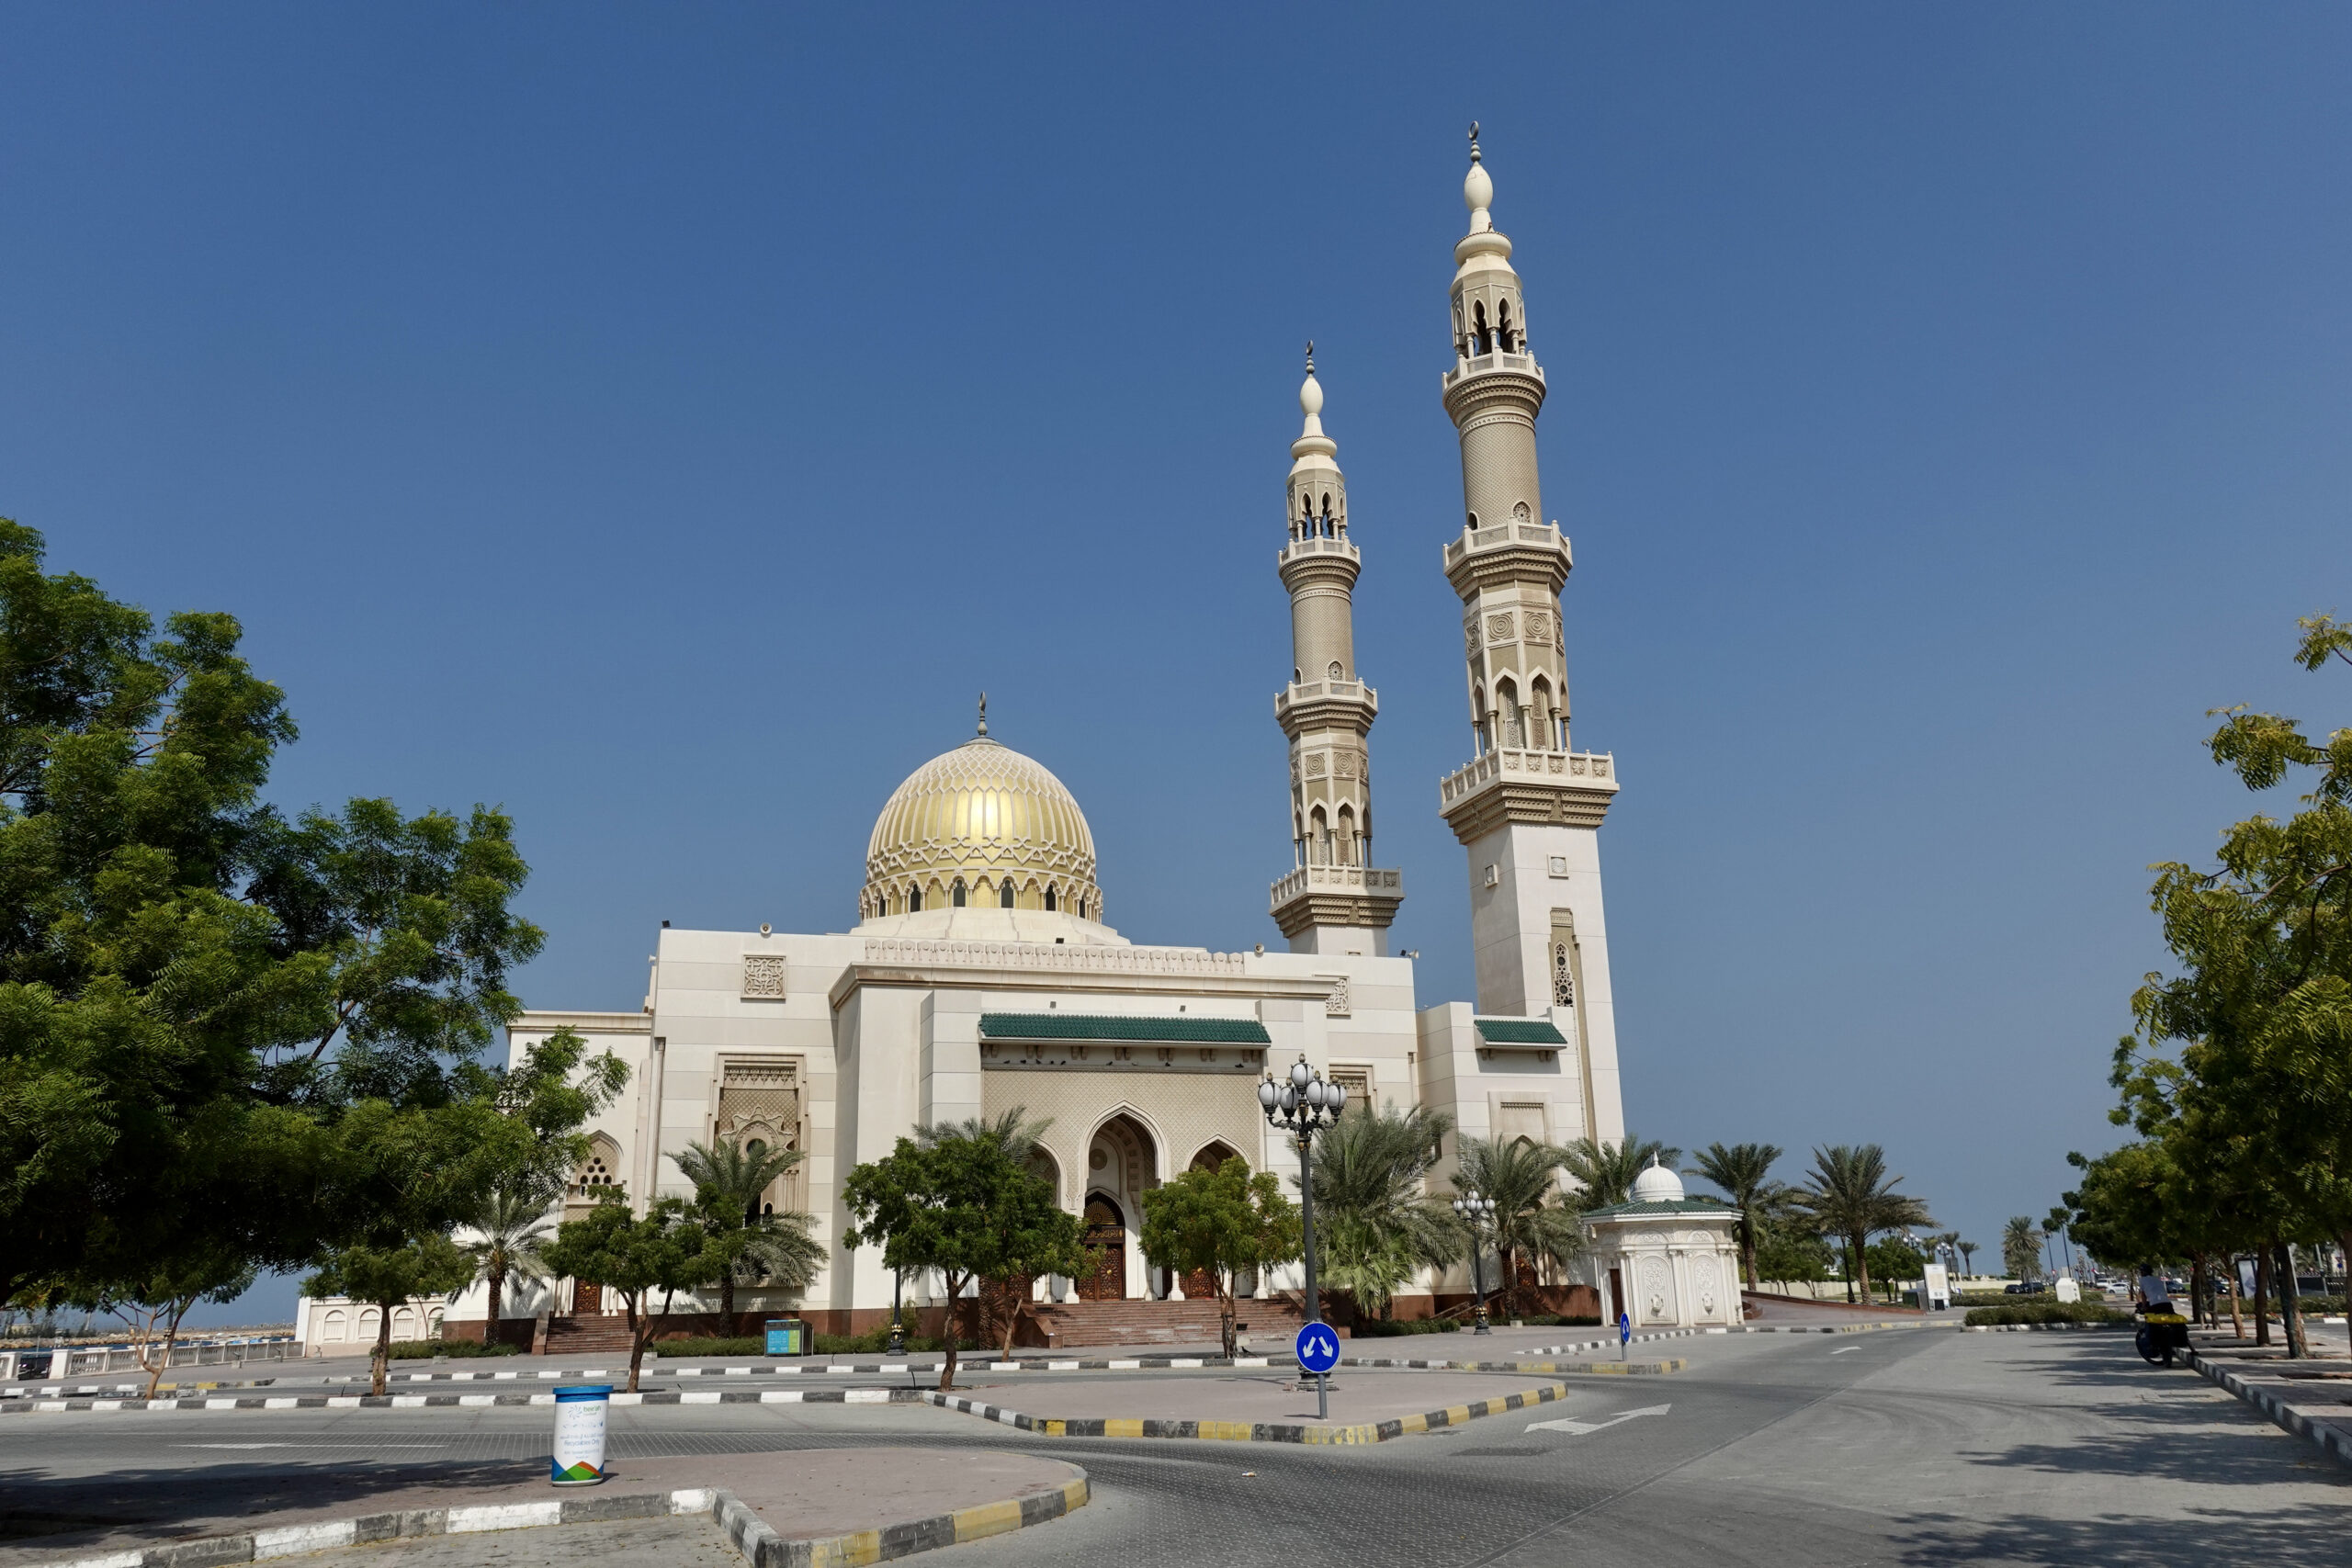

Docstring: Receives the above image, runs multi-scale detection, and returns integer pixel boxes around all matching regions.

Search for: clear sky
[5,5,2347,1325]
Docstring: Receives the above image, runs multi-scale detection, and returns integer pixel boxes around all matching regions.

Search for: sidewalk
[7,1448,1086,1568]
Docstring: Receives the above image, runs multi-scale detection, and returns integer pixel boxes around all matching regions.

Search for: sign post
[1295,1322,1341,1421]
[1618,1311,1631,1362]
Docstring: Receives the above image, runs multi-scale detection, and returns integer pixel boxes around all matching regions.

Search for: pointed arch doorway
[1079,1194,1126,1301]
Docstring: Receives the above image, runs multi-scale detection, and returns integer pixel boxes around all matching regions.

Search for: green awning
[1475,1018,1567,1046]
[980,1013,1272,1045]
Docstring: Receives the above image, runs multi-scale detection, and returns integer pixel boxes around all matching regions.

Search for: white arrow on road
[1525,1403,1670,1436]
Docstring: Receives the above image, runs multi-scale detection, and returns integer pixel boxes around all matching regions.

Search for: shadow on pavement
[1892,1500,2349,1566]
[0,1458,540,1561]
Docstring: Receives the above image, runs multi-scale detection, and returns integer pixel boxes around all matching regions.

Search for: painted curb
[1959,1321,2132,1333]
[33,1468,1091,1568]
[0,1387,925,1416]
[2183,1350,2352,1472]
[922,1380,1575,1444]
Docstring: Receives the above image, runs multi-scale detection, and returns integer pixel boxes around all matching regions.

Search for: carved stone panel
[741,955,787,999]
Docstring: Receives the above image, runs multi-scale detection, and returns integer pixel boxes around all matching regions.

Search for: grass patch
[1962,1302,2132,1326]
[386,1339,518,1359]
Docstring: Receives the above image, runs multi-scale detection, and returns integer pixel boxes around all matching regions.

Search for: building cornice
[826,940,1335,1010]
[1438,750,1619,842]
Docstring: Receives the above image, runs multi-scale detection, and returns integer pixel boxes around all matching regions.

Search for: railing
[1269,864,1405,907]
[1277,535,1359,564]
[1439,749,1616,805]
[1275,679,1377,711]
[0,1337,297,1381]
[1444,519,1568,570]
[1442,351,1544,390]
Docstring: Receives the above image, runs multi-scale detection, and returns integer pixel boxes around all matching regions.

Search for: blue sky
[5,5,2347,1324]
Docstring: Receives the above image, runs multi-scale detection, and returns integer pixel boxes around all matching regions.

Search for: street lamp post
[1260,1055,1348,1419]
[1452,1190,1498,1334]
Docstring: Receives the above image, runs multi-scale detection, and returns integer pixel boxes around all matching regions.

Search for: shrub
[652,1326,947,1359]
[387,1339,519,1359]
[652,1337,764,1358]
[1962,1302,2131,1326]
[1351,1317,1461,1337]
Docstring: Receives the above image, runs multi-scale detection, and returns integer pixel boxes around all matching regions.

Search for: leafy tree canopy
[1140,1156,1301,1356]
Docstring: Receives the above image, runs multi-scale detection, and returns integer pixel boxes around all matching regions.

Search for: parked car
[2003,1282,2043,1295]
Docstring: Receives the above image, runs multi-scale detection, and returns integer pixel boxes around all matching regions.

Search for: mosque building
[297,135,1727,1356]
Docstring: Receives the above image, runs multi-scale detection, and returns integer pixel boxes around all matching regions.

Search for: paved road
[3,1330,2341,1566]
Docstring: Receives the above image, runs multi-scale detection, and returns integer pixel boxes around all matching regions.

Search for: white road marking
[1526,1403,1670,1436]
[1830,1346,1860,1355]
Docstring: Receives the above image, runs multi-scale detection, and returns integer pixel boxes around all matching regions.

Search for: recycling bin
[550,1383,612,1484]
[764,1317,808,1356]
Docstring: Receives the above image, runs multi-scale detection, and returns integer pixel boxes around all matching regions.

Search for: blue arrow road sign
[1295,1322,1342,1374]
[1618,1312,1632,1345]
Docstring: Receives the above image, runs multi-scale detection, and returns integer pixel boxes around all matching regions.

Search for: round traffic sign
[1295,1322,1341,1374]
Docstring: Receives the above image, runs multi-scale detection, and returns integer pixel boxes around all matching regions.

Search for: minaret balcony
[1274,679,1377,728]
[1437,748,1620,840]
[1269,863,1405,919]
[1442,518,1573,597]
[1277,535,1361,567]
[1442,350,1544,392]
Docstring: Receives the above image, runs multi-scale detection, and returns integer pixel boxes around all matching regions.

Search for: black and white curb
[2184,1350,2352,1472]
[921,1382,1574,1445]
[1,1387,927,1416]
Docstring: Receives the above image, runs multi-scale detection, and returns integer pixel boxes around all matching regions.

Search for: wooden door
[573,1280,603,1316]
[1080,1199,1126,1301]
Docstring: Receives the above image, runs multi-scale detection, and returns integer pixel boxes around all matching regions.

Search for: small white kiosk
[1581,1158,1746,1329]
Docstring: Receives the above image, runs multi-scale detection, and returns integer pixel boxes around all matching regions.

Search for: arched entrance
[1181,1143,1247,1301]
[1083,1112,1160,1299]
[1080,1195,1126,1301]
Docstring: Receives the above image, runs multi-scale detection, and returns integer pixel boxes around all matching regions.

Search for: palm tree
[1558,1134,1683,1211]
[458,1179,559,1344]
[2002,1216,2042,1283]
[1451,1136,1584,1317]
[1687,1143,1786,1291]
[1955,1236,1978,1278]
[1797,1145,1933,1303]
[1307,1105,1459,1319]
[917,1106,1052,1158]
[674,1139,825,1332]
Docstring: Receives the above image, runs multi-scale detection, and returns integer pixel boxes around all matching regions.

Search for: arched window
[1336,804,1356,867]
[1473,300,1491,355]
[1000,879,1015,908]
[1498,298,1515,352]
[1044,885,1057,911]
[907,886,921,913]
[1531,676,1553,752]
[952,879,967,908]
[1472,683,1489,755]
[1320,492,1335,536]
[1497,678,1523,749]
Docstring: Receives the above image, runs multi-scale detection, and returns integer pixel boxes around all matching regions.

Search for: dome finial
[1305,338,1315,374]
[1464,122,1494,232]
[977,692,987,737]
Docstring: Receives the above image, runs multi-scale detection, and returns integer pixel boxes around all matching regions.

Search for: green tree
[1752,1218,1834,1286]
[673,1138,824,1332]
[457,1178,559,1348]
[72,1246,256,1398]
[1558,1134,1683,1211]
[1863,1235,1926,1302]
[2002,1216,2042,1282]
[1452,1135,1585,1317]
[0,521,614,1318]
[304,1234,474,1394]
[1687,1142,1788,1291]
[1306,1105,1457,1321]
[2114,615,2352,1357]
[1798,1145,1933,1303]
[840,1128,1084,1387]
[540,1193,720,1393]
[1139,1156,1303,1357]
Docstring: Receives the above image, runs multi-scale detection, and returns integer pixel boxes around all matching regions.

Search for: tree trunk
[485,1264,504,1349]
[2227,1256,2245,1337]
[2188,1255,2206,1327]
[2253,1251,2271,1347]
[1000,1282,1023,1361]
[626,1294,649,1393]
[1741,1224,1758,1292]
[1853,1235,1873,1303]
[720,1273,736,1340]
[937,1271,966,1392]
[2275,1241,2306,1359]
[372,1301,393,1396]
[1216,1273,1238,1359]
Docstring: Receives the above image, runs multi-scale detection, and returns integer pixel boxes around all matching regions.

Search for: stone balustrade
[1268,863,1405,908]
[1439,748,1616,805]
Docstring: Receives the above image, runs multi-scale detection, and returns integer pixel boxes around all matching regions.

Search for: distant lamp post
[1259,1057,1349,1335]
[1452,1190,1498,1334]
[888,1269,905,1357]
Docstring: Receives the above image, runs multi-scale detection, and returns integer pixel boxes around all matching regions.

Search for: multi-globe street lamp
[1452,1189,1498,1334]
[1260,1055,1348,1417]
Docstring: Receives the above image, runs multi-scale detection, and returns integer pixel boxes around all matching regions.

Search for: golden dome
[862,738,1102,921]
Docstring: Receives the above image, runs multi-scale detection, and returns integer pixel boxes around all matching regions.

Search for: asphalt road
[3,1330,2342,1567]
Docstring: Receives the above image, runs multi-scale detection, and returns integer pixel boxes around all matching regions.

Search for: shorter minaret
[1270,348,1404,954]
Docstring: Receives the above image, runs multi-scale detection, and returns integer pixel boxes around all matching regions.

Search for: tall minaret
[1433,129,1625,1135]
[1269,348,1404,954]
